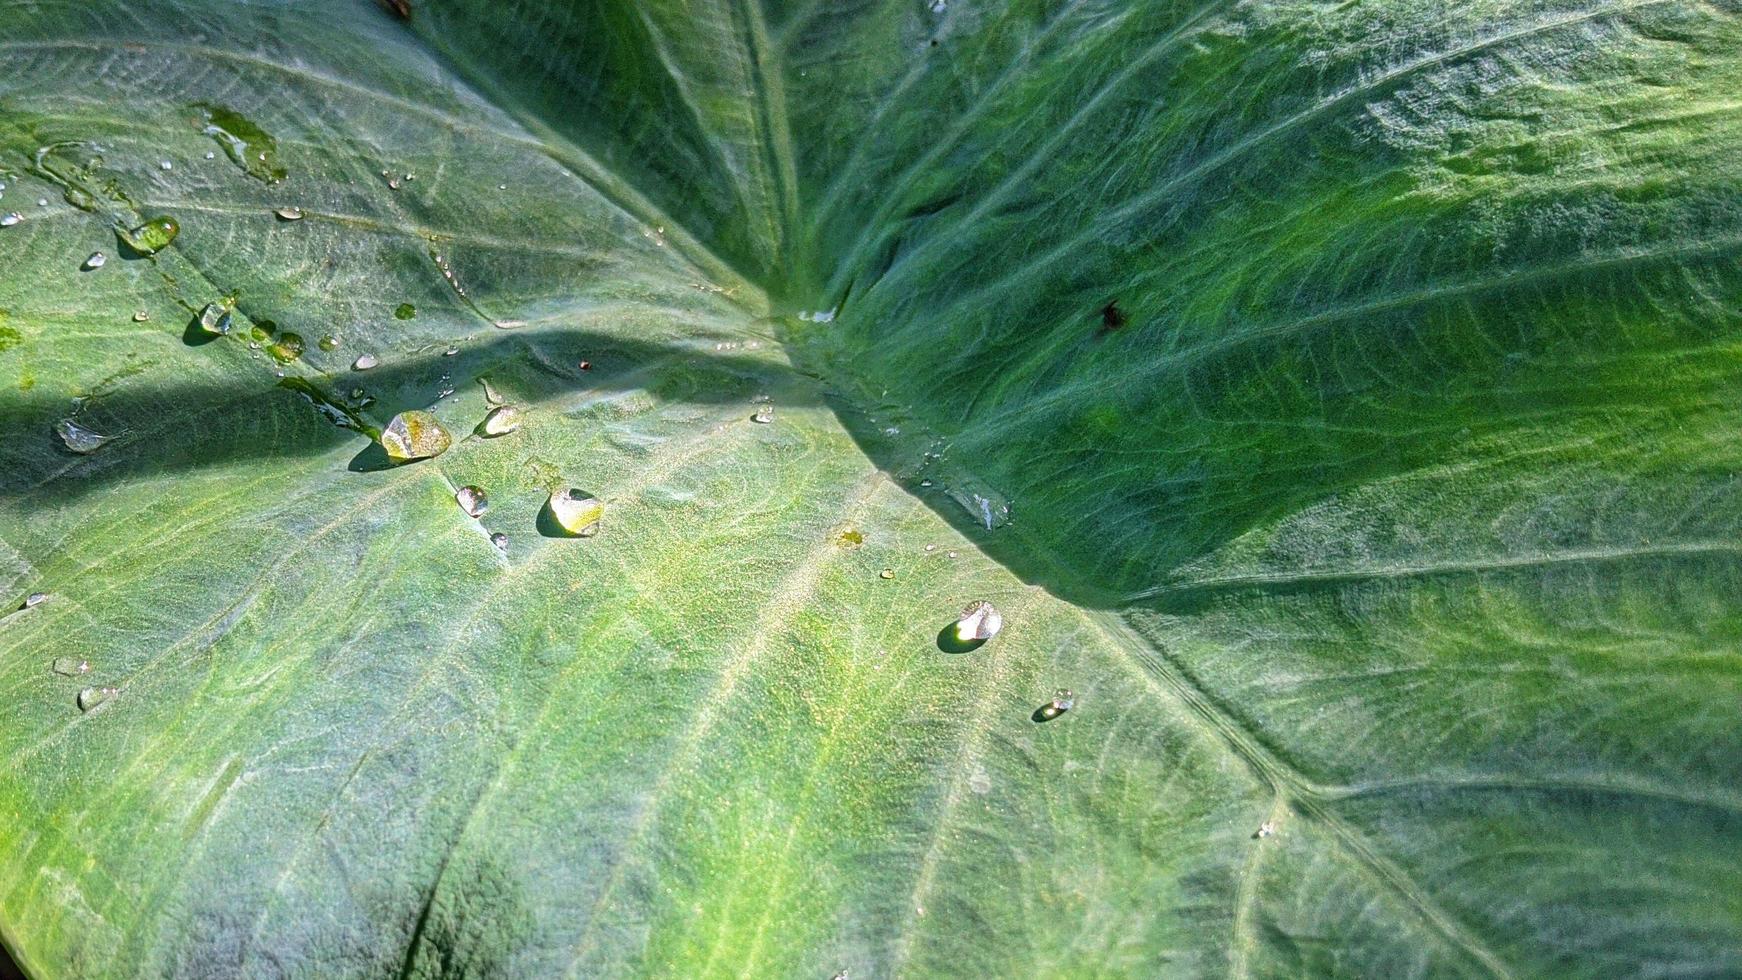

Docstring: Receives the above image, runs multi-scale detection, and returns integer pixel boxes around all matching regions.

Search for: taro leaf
[2,0,1741,976]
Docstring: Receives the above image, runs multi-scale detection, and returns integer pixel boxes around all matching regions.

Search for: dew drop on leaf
[197,302,232,336]
[490,532,509,555]
[480,405,521,437]
[751,407,774,424]
[24,592,49,608]
[352,353,379,371]
[81,251,105,270]
[51,657,90,677]
[455,485,488,518]
[318,335,338,351]
[77,686,119,712]
[956,600,1002,642]
[119,215,179,255]
[379,411,452,463]
[274,207,304,221]
[547,489,603,536]
[56,418,111,454]
[1034,689,1075,722]
[268,332,305,363]
[0,212,21,227]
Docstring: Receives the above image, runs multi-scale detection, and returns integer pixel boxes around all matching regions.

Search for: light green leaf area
[2,0,1740,976]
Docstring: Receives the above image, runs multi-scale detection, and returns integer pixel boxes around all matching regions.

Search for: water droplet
[119,215,179,255]
[0,212,22,227]
[924,544,936,552]
[1255,821,1277,839]
[36,198,47,207]
[268,332,305,363]
[547,489,603,536]
[455,485,488,518]
[879,568,895,580]
[21,592,49,610]
[394,303,416,320]
[194,103,286,183]
[204,150,216,160]
[1034,689,1074,722]
[443,345,458,357]
[56,418,111,453]
[379,410,452,463]
[352,353,379,371]
[51,657,90,677]
[480,405,521,437]
[159,160,173,171]
[956,600,1001,641]
[197,302,232,336]
[490,531,509,554]
[750,407,774,424]
[77,686,119,712]
[132,310,150,322]
[318,335,338,351]
[81,251,105,270]
[479,377,503,405]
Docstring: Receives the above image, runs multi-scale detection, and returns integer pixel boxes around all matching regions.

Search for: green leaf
[3,0,1740,976]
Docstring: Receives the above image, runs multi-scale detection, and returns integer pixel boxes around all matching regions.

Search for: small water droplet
[205,150,216,159]
[1034,688,1075,722]
[1255,820,1277,839]
[23,592,49,608]
[352,353,379,371]
[947,550,958,559]
[879,568,895,580]
[56,418,111,454]
[955,600,1001,641]
[274,206,304,221]
[197,302,232,336]
[480,405,521,437]
[36,198,48,207]
[81,251,106,270]
[132,310,150,322]
[919,479,933,487]
[119,215,179,255]
[51,657,90,677]
[379,410,452,463]
[547,489,603,536]
[77,686,119,712]
[479,377,503,405]
[443,345,458,357]
[0,212,21,227]
[924,544,936,552]
[455,485,488,518]
[386,177,401,190]
[318,335,338,351]
[491,531,509,554]
[159,160,173,171]
[750,407,774,424]
[394,303,416,320]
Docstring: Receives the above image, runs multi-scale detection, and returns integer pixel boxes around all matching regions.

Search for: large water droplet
[51,656,90,677]
[119,215,179,255]
[197,302,232,336]
[56,418,111,454]
[81,251,106,270]
[268,332,305,363]
[24,592,49,608]
[0,212,21,227]
[455,485,488,518]
[380,411,451,463]
[956,600,1002,641]
[479,405,521,437]
[352,353,379,371]
[546,489,603,537]
[274,207,304,221]
[77,686,119,712]
[750,407,774,424]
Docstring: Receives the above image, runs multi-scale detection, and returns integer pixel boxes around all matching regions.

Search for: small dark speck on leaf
[1100,300,1126,333]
